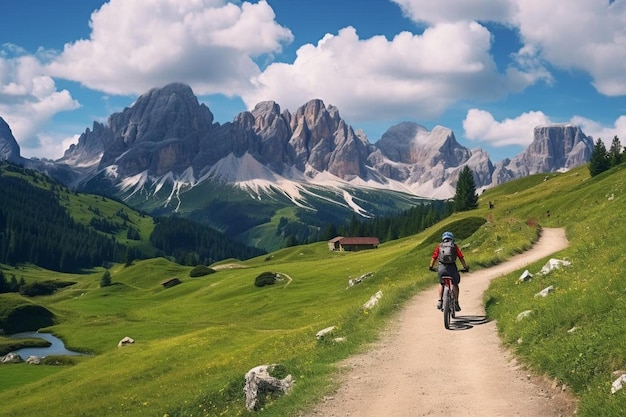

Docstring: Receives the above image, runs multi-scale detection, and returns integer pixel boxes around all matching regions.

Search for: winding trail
[303,228,577,417]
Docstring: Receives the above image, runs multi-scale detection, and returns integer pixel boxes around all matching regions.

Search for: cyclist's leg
[452,271,461,310]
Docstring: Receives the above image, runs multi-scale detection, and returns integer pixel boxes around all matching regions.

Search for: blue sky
[1,0,626,162]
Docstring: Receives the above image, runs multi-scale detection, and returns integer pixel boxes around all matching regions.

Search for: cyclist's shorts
[438,263,460,285]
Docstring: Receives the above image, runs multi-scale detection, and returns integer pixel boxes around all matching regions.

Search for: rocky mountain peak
[0,117,21,163]
[492,124,593,185]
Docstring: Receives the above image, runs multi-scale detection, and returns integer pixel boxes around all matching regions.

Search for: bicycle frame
[441,276,456,329]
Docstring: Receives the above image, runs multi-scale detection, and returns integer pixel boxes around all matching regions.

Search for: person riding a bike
[429,231,469,311]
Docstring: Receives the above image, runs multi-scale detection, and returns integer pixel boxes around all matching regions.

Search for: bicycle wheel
[442,287,451,329]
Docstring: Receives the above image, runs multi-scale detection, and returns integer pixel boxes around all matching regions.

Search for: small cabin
[328,236,380,252]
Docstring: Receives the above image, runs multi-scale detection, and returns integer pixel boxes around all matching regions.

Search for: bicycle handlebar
[429,267,470,273]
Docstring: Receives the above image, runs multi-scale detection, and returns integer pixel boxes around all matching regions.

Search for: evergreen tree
[0,269,7,293]
[453,166,479,212]
[589,138,610,176]
[100,270,112,287]
[609,135,623,167]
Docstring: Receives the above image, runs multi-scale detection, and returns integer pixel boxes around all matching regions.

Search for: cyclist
[429,231,469,311]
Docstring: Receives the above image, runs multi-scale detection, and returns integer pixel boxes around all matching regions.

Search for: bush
[254,272,278,287]
[189,265,216,278]
[0,304,55,333]
[19,282,57,297]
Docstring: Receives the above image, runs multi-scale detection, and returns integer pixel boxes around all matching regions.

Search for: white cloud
[391,0,514,24]
[513,0,626,96]
[464,108,626,150]
[393,0,626,97]
[571,115,626,144]
[45,0,293,96]
[463,108,552,147]
[0,52,80,157]
[244,22,536,123]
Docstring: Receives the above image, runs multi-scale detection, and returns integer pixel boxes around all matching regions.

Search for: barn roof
[338,237,380,245]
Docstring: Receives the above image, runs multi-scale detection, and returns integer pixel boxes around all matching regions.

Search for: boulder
[535,285,554,298]
[244,364,293,411]
[26,355,41,365]
[518,270,533,283]
[118,336,135,347]
[1,352,23,364]
[362,290,383,310]
[540,258,571,275]
[516,310,532,321]
[316,326,336,339]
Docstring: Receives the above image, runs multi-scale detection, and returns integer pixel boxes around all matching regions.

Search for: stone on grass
[362,290,383,310]
[118,336,135,347]
[516,310,532,321]
[518,270,533,283]
[244,364,293,411]
[611,374,626,394]
[26,355,41,365]
[539,258,571,275]
[347,272,374,288]
[1,352,23,363]
[316,326,336,339]
[535,285,554,298]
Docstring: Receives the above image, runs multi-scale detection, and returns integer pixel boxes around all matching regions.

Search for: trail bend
[303,228,576,417]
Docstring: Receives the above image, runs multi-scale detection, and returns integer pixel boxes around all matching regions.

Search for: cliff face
[492,124,594,185]
[0,117,21,163]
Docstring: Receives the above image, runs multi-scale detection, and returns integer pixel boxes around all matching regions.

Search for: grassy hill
[0,163,625,416]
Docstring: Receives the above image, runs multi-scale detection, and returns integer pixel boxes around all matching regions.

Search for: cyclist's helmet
[442,231,454,241]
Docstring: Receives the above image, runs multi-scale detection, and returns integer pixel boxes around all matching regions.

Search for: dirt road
[303,228,577,416]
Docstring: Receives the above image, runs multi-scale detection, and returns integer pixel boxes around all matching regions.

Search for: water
[10,331,83,358]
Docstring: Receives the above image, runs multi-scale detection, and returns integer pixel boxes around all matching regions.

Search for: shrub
[189,265,216,278]
[254,272,278,287]
[19,282,56,297]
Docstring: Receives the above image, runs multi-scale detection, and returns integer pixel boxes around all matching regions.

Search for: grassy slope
[0,163,624,416]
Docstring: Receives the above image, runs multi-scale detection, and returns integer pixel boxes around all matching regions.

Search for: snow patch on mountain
[342,190,371,218]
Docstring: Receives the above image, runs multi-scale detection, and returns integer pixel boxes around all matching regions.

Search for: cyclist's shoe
[455,302,462,312]
[436,299,443,310]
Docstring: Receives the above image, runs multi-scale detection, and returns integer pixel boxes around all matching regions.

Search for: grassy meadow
[1,162,625,416]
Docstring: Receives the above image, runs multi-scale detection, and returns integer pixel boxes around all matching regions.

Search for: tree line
[589,135,624,176]
[149,216,266,265]
[0,173,125,272]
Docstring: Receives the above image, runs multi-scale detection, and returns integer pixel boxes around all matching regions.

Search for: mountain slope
[0,161,263,270]
[2,162,626,416]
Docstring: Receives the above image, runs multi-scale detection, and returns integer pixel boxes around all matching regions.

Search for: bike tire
[442,287,451,329]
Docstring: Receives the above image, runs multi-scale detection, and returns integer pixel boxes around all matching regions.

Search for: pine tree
[589,138,610,176]
[608,135,623,167]
[453,166,479,212]
[100,270,112,287]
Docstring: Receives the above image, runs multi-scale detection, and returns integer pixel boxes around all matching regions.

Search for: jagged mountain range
[0,82,594,249]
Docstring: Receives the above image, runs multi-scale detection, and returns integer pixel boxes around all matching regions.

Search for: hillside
[0,162,264,271]
[0,162,625,416]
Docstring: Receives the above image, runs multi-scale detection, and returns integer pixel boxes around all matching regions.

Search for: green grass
[1,162,626,416]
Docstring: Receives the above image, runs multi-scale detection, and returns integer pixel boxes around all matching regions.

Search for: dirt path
[303,228,577,417]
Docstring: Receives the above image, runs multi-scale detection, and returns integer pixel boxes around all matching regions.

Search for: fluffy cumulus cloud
[244,22,531,122]
[463,109,552,147]
[391,0,515,24]
[1,0,625,159]
[395,0,626,96]
[0,51,80,157]
[571,115,626,145]
[46,0,293,96]
[513,0,626,96]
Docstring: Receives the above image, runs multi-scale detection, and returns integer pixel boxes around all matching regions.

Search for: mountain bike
[432,268,468,330]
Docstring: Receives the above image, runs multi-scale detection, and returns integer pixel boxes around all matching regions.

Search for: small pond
[10,331,84,358]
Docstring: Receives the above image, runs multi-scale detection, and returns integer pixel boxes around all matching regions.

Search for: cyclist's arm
[456,245,469,270]
[429,245,440,269]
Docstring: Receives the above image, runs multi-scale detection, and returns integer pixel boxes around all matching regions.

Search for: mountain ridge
[0,83,595,250]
